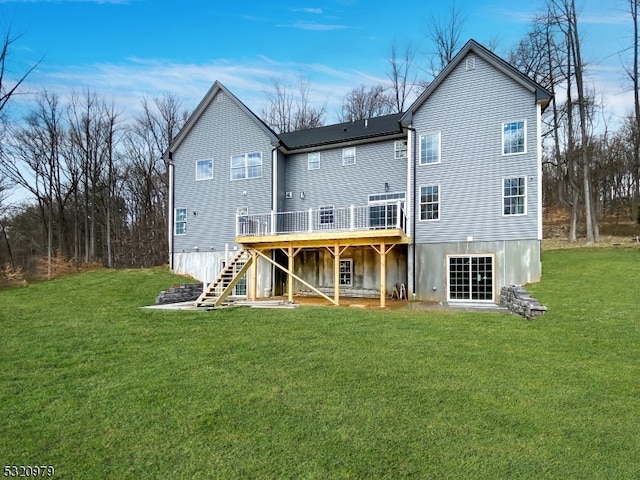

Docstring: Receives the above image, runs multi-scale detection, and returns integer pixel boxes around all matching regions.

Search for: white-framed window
[503,177,527,215]
[195,159,213,181]
[339,259,353,286]
[394,140,407,159]
[308,152,320,170]
[419,132,440,165]
[368,192,406,229]
[174,208,187,235]
[419,185,440,221]
[447,255,494,302]
[502,121,526,155]
[319,205,334,225]
[231,152,262,180]
[342,147,356,166]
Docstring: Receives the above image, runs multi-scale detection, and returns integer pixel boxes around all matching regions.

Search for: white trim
[342,147,356,166]
[195,158,213,181]
[406,128,413,238]
[272,149,278,212]
[230,152,263,180]
[502,176,527,216]
[308,152,320,170]
[418,184,440,222]
[501,120,527,156]
[339,258,353,287]
[174,207,187,235]
[168,161,174,267]
[536,104,543,240]
[446,254,495,303]
[418,131,441,165]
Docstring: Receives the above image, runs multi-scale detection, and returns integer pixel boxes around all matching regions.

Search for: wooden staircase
[195,250,253,307]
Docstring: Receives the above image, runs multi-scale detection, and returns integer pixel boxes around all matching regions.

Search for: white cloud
[292,8,323,14]
[277,21,350,31]
[13,56,387,124]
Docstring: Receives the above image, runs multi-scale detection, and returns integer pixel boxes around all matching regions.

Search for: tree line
[1,0,640,281]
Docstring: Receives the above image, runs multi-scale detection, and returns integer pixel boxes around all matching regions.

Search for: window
[503,177,526,215]
[174,208,187,235]
[503,121,526,155]
[420,185,440,221]
[339,259,353,286]
[342,147,356,166]
[308,152,320,170]
[419,132,440,164]
[195,159,213,181]
[319,206,334,225]
[394,140,407,159]
[368,192,406,229]
[448,256,494,302]
[231,152,262,180]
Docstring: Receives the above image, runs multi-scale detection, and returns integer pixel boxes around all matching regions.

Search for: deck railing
[236,202,406,237]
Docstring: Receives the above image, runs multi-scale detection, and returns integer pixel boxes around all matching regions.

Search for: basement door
[220,260,247,297]
[447,255,494,302]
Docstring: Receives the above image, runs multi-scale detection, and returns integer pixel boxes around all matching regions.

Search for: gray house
[164,40,552,307]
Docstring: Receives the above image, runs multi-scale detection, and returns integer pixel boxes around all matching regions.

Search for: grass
[1,249,639,479]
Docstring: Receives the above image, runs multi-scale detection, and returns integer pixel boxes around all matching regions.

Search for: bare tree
[424,3,466,78]
[261,75,326,133]
[387,40,418,112]
[0,25,39,115]
[338,84,393,122]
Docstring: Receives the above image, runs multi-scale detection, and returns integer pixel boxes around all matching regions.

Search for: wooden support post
[250,250,258,300]
[287,244,294,303]
[380,242,386,308]
[334,242,340,306]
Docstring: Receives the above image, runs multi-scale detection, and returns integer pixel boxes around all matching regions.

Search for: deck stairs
[195,250,253,307]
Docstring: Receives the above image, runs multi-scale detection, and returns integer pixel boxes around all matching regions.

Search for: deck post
[334,242,340,306]
[270,211,275,235]
[250,250,258,300]
[350,205,355,231]
[287,244,294,302]
[308,209,313,233]
[380,242,386,308]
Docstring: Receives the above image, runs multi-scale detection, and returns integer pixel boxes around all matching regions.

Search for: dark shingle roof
[278,113,404,151]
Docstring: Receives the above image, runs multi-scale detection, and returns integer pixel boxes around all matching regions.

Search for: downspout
[168,152,175,270]
[407,126,417,299]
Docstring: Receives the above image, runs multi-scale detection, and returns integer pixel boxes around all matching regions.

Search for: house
[164,39,552,307]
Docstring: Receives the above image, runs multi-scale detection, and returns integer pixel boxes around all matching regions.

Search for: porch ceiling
[235,228,410,249]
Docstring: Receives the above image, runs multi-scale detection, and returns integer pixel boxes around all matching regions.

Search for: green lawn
[1,248,639,479]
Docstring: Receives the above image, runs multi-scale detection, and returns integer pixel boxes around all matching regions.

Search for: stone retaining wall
[500,285,547,320]
[156,283,203,304]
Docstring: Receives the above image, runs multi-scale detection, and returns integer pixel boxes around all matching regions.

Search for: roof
[163,81,279,160]
[401,39,553,123]
[277,113,404,151]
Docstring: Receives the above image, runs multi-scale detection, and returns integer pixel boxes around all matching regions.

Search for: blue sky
[0,0,635,125]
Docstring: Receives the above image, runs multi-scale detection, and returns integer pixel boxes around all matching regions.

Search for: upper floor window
[342,147,356,166]
[231,152,262,180]
[195,159,213,181]
[420,132,440,165]
[503,177,526,215]
[420,185,440,221]
[174,208,187,235]
[503,121,526,155]
[394,140,407,159]
[308,152,320,170]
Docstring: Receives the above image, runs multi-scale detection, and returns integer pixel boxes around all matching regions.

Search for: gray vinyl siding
[283,139,408,211]
[412,52,540,244]
[172,90,273,252]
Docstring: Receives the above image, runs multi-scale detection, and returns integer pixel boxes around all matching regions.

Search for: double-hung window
[231,152,262,180]
[503,121,526,155]
[195,159,213,180]
[308,152,320,170]
[503,177,526,215]
[174,208,187,235]
[420,132,440,165]
[342,147,356,166]
[394,140,407,159]
[420,185,440,221]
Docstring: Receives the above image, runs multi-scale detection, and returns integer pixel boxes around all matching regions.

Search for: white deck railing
[236,202,406,237]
